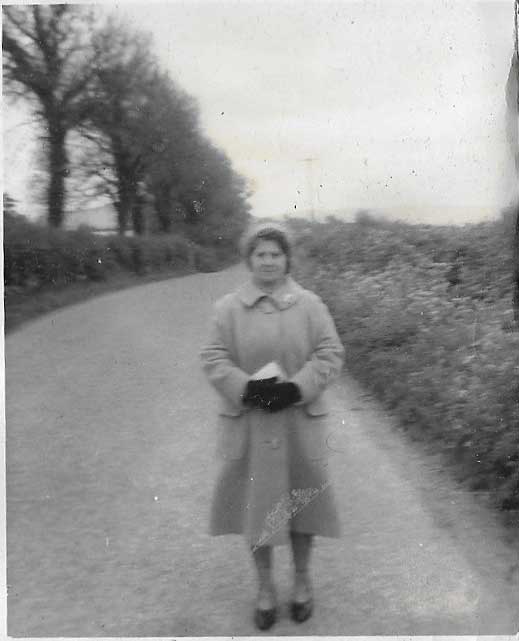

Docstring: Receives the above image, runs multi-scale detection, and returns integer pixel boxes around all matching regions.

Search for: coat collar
[237,276,303,310]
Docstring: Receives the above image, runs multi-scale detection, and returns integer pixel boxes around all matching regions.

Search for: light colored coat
[200,276,345,545]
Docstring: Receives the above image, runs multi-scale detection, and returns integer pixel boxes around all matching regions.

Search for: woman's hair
[239,221,293,273]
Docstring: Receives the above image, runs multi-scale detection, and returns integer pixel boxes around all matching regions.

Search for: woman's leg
[251,544,277,630]
[251,545,276,609]
[290,532,313,601]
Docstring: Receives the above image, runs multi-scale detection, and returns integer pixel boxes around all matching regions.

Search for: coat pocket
[219,400,243,417]
[295,412,331,460]
[216,413,248,460]
[303,394,329,417]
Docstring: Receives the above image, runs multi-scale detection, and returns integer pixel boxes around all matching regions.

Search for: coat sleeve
[289,294,345,404]
[199,299,250,407]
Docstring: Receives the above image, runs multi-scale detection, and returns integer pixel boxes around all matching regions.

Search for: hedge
[291,216,518,518]
[4,213,232,291]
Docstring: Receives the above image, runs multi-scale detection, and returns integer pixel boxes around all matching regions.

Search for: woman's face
[249,239,288,288]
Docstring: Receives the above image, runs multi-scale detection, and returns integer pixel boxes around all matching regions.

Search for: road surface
[6,266,519,636]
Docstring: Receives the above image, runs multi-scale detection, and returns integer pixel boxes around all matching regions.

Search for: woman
[200,221,344,630]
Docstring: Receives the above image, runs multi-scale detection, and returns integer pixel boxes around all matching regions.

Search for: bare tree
[77,19,163,235]
[79,18,208,236]
[69,14,250,239]
[2,5,101,228]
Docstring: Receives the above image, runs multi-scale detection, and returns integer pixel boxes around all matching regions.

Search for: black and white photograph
[3,0,519,636]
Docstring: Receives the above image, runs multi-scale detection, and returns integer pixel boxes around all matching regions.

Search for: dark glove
[242,377,278,409]
[262,382,302,413]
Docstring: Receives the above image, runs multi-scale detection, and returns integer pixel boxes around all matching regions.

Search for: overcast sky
[3,1,517,224]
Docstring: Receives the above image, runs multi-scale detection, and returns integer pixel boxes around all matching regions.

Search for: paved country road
[6,266,519,636]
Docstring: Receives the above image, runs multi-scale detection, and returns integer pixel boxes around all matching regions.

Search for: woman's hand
[243,379,302,412]
[263,382,302,412]
[242,377,278,409]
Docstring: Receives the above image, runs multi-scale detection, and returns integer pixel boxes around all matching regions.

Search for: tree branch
[3,7,40,47]
[61,65,98,111]
[2,32,51,98]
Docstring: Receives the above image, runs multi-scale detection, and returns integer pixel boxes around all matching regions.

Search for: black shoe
[254,606,277,630]
[290,598,313,623]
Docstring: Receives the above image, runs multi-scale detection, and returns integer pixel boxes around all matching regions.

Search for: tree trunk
[116,181,135,235]
[47,125,68,228]
[153,184,173,233]
[132,199,146,236]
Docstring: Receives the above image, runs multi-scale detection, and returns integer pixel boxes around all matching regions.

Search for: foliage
[4,213,233,293]
[290,216,519,516]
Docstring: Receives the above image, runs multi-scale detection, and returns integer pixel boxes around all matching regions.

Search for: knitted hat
[239,220,293,273]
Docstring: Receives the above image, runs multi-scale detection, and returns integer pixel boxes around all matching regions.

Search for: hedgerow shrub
[292,216,519,516]
[4,214,227,292]
[4,216,116,286]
